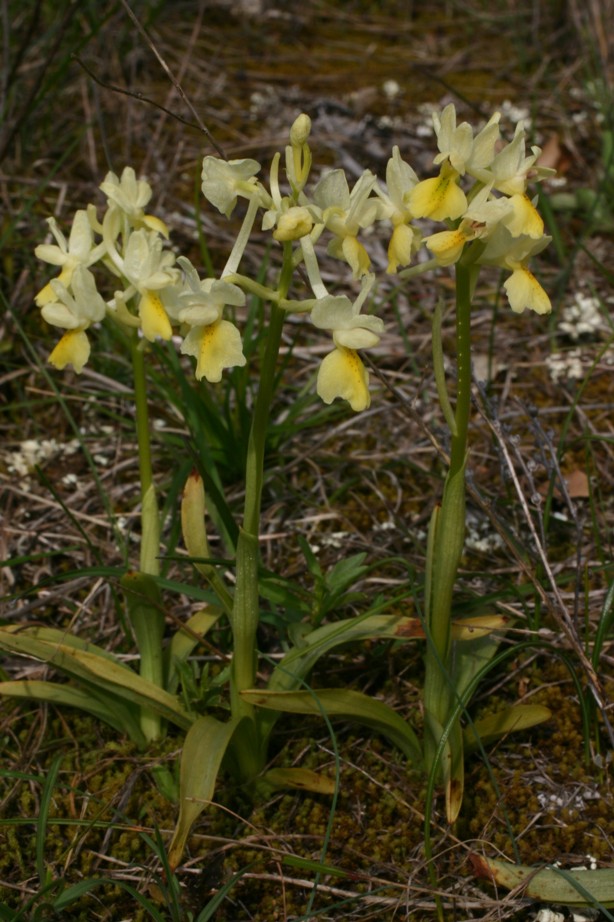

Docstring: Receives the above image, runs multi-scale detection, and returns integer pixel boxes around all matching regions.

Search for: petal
[34,244,68,267]
[273,206,313,241]
[387,223,415,273]
[313,169,350,211]
[334,327,381,349]
[35,265,74,307]
[67,210,93,258]
[317,347,371,412]
[143,214,170,238]
[139,290,173,341]
[409,168,467,221]
[425,229,467,266]
[503,194,544,238]
[311,295,353,331]
[41,302,81,329]
[182,319,246,382]
[386,146,418,208]
[467,113,501,172]
[504,268,551,315]
[48,330,90,373]
[341,236,371,278]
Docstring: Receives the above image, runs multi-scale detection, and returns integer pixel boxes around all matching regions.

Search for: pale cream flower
[41,266,108,372]
[312,169,378,277]
[311,274,382,411]
[201,157,263,217]
[169,258,247,383]
[35,211,104,306]
[432,104,501,178]
[100,166,169,237]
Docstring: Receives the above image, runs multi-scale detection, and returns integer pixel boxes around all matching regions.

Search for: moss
[464,660,613,865]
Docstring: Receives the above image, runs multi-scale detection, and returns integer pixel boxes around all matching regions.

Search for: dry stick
[72,56,215,144]
[116,0,227,160]
[141,0,206,178]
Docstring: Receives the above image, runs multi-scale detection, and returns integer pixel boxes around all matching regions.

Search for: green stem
[131,335,160,577]
[450,261,473,477]
[229,244,294,774]
[128,334,164,743]
[423,259,473,768]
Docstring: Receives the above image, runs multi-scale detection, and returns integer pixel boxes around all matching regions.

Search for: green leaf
[242,687,423,766]
[0,628,192,729]
[470,854,614,908]
[256,613,424,743]
[464,704,552,753]
[167,715,245,871]
[270,614,424,693]
[452,631,504,702]
[0,680,147,747]
[121,570,166,742]
[166,607,222,695]
[260,767,336,794]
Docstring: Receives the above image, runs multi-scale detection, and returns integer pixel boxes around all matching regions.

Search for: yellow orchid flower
[100,166,169,237]
[34,211,104,306]
[409,162,467,221]
[311,274,382,411]
[40,266,108,372]
[312,169,378,278]
[167,258,247,383]
[201,157,264,217]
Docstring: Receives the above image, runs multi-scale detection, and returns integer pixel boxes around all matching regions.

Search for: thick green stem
[128,335,164,742]
[229,244,293,775]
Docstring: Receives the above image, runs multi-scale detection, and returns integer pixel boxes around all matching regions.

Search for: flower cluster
[35,105,554,410]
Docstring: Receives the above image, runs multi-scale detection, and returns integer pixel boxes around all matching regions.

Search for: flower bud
[273,206,314,241]
[290,114,312,147]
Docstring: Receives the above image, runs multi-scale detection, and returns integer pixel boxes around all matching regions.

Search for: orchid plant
[1,105,554,866]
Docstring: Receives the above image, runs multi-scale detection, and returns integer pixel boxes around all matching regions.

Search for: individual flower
[424,185,509,266]
[409,161,467,222]
[35,210,104,306]
[312,169,378,277]
[273,206,314,241]
[432,104,501,179]
[100,167,169,237]
[310,274,383,411]
[109,228,179,341]
[168,257,247,383]
[479,225,552,314]
[376,146,420,273]
[488,122,555,196]
[501,193,544,238]
[201,157,264,217]
[40,266,108,372]
[424,228,472,266]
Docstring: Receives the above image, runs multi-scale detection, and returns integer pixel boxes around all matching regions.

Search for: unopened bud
[273,206,314,241]
[290,114,312,148]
